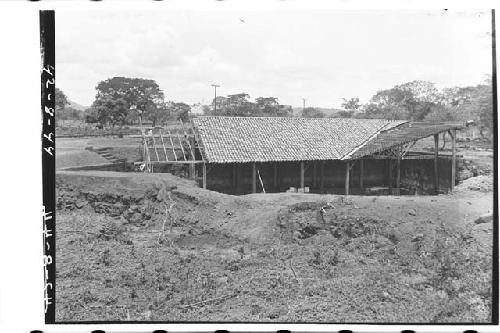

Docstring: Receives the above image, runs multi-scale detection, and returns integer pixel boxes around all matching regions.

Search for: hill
[68,99,89,111]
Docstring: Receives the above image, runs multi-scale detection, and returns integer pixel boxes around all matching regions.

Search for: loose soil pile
[56,170,493,323]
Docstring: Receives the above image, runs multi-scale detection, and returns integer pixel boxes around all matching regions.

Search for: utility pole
[302,98,306,111]
[211,84,220,114]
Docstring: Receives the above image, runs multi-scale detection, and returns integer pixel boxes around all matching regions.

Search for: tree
[424,80,493,138]
[84,108,99,124]
[225,93,255,116]
[93,77,165,126]
[169,102,191,122]
[368,81,440,120]
[92,95,128,127]
[302,107,324,118]
[55,88,68,111]
[143,101,170,127]
[341,97,361,112]
[254,97,293,117]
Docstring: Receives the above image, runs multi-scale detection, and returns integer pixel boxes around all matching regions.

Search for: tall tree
[225,93,255,116]
[93,77,165,126]
[255,97,292,117]
[368,80,440,120]
[169,102,191,122]
[92,95,128,127]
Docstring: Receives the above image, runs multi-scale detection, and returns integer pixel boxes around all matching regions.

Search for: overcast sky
[56,9,492,109]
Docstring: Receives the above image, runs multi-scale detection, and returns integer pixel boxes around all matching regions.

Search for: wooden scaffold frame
[135,118,208,189]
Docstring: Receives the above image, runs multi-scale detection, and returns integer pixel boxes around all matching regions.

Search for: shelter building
[138,116,466,195]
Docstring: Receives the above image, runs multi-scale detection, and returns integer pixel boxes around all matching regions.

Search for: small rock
[75,200,86,209]
[412,234,424,242]
[474,213,493,225]
[408,209,417,216]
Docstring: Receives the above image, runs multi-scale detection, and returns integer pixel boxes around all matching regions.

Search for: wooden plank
[252,163,257,193]
[159,129,169,161]
[359,159,364,190]
[450,129,456,190]
[257,167,266,193]
[180,120,196,161]
[129,134,195,139]
[345,161,350,195]
[166,129,177,161]
[175,131,187,161]
[202,162,207,189]
[150,133,160,161]
[300,161,305,190]
[434,134,439,193]
[134,160,205,165]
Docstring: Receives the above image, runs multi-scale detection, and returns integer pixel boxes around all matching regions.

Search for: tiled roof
[349,122,467,159]
[193,116,407,163]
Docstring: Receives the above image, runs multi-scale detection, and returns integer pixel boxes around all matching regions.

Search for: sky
[56,9,492,109]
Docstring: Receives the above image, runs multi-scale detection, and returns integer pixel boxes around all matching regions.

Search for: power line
[211,84,220,114]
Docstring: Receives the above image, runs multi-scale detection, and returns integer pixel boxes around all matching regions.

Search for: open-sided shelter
[138,116,466,195]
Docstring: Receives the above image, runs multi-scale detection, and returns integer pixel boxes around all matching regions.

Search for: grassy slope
[55,171,493,323]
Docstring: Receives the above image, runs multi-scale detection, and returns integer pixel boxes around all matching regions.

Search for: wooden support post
[345,161,350,195]
[300,161,305,190]
[232,163,238,193]
[451,129,456,191]
[312,162,317,188]
[396,156,401,195]
[434,134,439,193]
[166,129,177,161]
[159,130,168,161]
[202,162,207,189]
[190,164,196,180]
[273,163,278,191]
[320,161,325,193]
[359,159,364,191]
[388,160,393,190]
[252,163,257,194]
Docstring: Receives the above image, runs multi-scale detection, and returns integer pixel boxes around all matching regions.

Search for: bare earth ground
[55,136,494,323]
[55,170,493,323]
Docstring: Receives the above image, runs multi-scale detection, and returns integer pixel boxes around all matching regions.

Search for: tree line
[203,93,293,117]
[341,79,493,137]
[55,76,493,136]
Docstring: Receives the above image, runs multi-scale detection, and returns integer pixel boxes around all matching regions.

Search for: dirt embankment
[56,170,493,323]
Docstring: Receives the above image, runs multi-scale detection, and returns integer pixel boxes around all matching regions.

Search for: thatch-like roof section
[193,116,406,163]
[348,122,467,159]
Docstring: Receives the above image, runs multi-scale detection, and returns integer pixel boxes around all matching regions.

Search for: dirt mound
[454,175,493,193]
